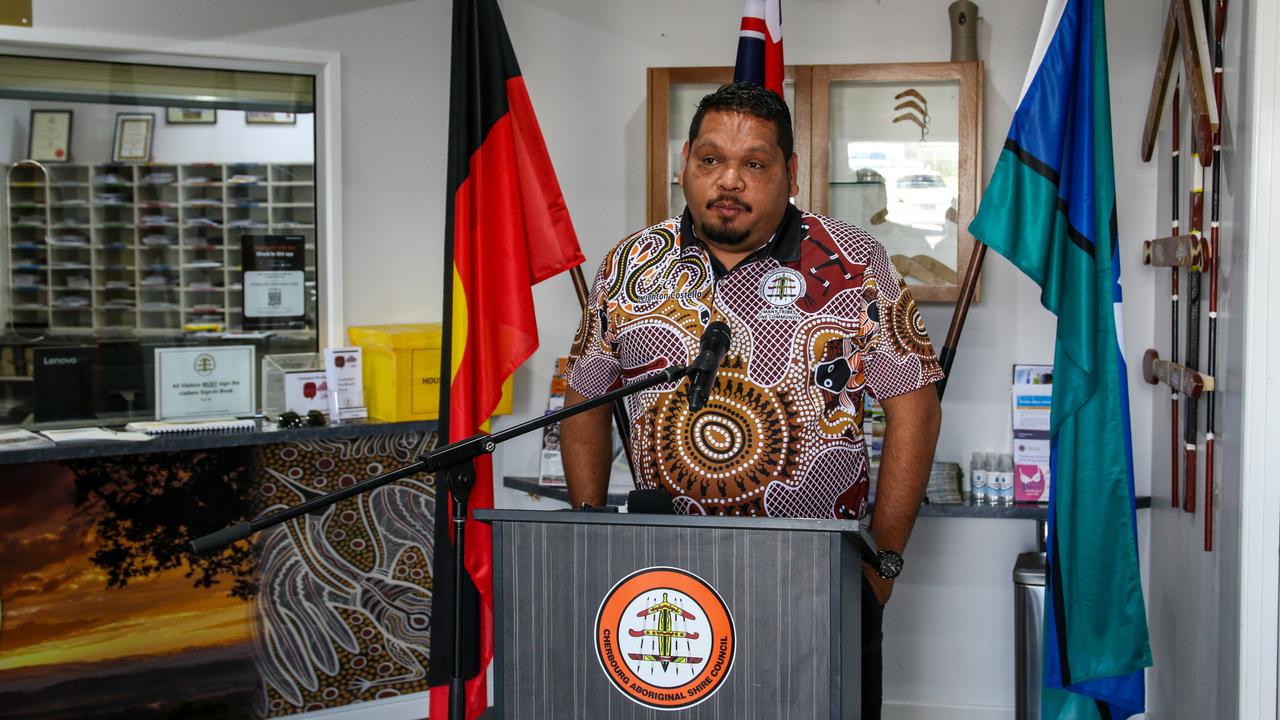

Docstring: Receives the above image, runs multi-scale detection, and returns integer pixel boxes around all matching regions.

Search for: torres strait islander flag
[429,0,584,717]
[968,0,1151,717]
[733,0,784,97]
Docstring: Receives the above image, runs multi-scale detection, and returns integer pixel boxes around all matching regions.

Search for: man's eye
[746,161,765,170]
[700,156,718,166]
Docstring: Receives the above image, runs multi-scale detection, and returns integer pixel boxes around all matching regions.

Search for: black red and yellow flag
[429,0,584,717]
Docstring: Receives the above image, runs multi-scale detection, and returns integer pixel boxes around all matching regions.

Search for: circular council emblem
[594,566,735,711]
[193,353,216,376]
[759,267,805,307]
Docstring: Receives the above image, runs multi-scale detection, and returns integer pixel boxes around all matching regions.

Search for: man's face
[679,110,799,254]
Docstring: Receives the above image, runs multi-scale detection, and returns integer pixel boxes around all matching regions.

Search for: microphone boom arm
[190,364,692,554]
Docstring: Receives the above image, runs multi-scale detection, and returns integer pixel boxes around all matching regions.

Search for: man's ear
[787,153,800,198]
[677,141,690,185]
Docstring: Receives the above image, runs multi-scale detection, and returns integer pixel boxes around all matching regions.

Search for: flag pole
[435,3,469,718]
[437,108,471,720]
[934,241,988,401]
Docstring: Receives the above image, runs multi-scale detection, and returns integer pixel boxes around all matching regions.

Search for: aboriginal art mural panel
[0,431,439,719]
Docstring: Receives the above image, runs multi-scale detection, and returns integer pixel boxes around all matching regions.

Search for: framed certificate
[245,111,296,125]
[154,345,256,420]
[112,112,155,163]
[28,109,72,162]
[166,107,216,124]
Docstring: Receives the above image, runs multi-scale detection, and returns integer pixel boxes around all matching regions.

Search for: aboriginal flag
[429,0,584,717]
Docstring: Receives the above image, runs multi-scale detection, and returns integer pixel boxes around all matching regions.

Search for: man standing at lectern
[561,83,942,718]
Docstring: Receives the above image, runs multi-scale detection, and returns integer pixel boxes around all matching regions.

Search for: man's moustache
[706,195,752,212]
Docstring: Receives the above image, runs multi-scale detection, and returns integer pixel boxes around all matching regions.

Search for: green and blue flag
[968,0,1152,716]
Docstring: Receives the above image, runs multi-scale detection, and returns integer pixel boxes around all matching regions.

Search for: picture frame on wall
[28,109,73,163]
[245,111,296,125]
[112,113,154,163]
[166,107,216,124]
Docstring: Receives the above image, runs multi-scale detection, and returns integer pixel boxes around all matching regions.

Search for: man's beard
[697,218,751,248]
[697,193,753,248]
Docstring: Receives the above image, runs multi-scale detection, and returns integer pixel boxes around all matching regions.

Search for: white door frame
[1237,0,1280,715]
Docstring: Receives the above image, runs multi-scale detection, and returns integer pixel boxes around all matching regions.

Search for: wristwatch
[875,550,904,580]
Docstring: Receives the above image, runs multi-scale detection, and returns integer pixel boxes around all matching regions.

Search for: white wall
[0,100,315,165]
[0,98,29,161]
[1145,2,1252,717]
[14,0,1183,717]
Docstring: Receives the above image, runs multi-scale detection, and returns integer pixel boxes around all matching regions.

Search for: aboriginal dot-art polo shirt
[566,204,944,519]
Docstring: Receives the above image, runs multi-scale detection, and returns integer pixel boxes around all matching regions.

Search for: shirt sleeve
[565,255,623,397]
[860,242,945,400]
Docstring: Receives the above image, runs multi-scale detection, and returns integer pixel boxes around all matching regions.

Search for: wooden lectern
[478,510,868,719]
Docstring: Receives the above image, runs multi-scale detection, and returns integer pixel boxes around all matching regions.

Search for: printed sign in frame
[154,345,256,420]
[241,234,307,330]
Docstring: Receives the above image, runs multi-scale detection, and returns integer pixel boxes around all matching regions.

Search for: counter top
[0,419,438,466]
[502,476,1152,520]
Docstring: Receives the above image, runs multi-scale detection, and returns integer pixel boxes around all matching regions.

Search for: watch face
[878,551,904,579]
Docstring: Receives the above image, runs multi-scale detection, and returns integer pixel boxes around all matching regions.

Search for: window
[1,53,322,428]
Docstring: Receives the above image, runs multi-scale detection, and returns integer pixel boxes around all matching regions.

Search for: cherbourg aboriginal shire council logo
[193,353,216,376]
[594,567,735,711]
[760,266,805,307]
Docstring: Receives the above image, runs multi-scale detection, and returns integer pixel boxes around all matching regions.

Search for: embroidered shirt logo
[759,267,805,307]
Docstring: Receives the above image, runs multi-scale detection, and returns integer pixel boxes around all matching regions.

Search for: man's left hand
[862,562,895,605]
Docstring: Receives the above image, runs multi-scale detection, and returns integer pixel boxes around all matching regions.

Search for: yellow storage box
[347,323,514,422]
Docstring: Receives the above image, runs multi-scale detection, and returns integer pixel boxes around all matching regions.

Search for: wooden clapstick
[1142,349,1215,398]
[1140,1,1218,163]
[1175,0,1219,161]
[1140,4,1179,162]
[1194,113,1213,167]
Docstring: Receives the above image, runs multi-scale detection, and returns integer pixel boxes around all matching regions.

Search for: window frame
[0,25,345,347]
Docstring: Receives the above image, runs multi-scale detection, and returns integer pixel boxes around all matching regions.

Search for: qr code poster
[241,234,306,329]
[244,271,304,316]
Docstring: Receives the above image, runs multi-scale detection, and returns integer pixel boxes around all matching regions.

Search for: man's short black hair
[688,82,794,159]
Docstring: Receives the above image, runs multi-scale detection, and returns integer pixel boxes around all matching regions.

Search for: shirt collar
[678,203,804,274]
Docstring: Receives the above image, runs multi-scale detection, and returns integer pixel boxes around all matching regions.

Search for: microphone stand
[190,363,690,720]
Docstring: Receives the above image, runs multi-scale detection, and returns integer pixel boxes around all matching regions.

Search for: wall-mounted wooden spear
[1141,0,1217,516]
[1170,80,1182,508]
[1184,148,1204,514]
[1204,0,1226,552]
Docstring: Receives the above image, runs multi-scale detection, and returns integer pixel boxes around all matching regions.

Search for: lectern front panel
[489,513,860,719]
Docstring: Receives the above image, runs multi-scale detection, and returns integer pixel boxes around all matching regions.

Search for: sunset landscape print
[0,460,258,719]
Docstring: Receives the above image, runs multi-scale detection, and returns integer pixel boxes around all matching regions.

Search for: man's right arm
[561,386,614,508]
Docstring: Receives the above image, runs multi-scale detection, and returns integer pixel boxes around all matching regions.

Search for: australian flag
[733,0,784,98]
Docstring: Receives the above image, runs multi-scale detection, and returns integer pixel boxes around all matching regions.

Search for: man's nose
[716,165,745,191]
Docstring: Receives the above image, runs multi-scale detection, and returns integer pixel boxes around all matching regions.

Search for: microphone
[687,321,732,412]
